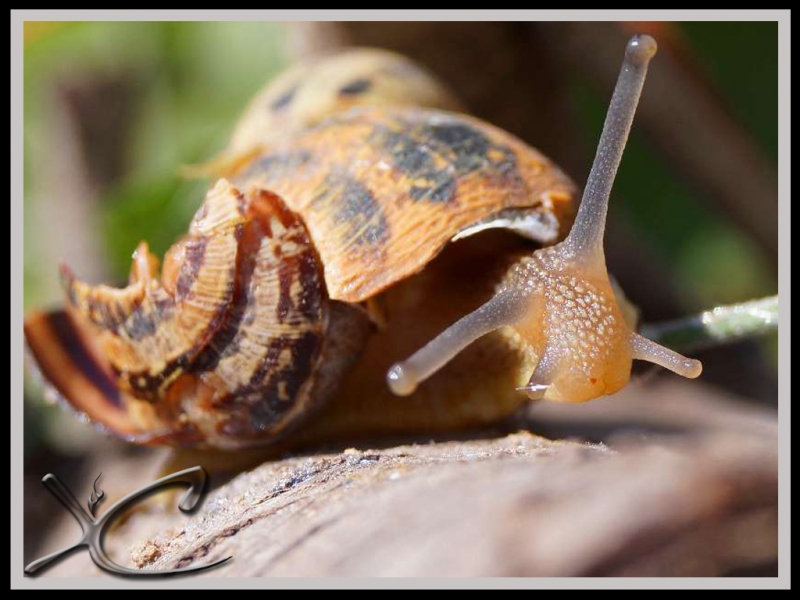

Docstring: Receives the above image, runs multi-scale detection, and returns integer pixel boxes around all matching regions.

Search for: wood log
[32,379,777,578]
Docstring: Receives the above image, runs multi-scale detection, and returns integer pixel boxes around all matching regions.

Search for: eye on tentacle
[386,34,702,403]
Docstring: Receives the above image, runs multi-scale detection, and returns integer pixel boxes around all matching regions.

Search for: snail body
[387,35,701,403]
[24,39,701,451]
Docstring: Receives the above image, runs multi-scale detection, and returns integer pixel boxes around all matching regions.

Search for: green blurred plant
[24,22,288,304]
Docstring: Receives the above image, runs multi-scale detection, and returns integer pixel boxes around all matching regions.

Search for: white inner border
[10,9,790,590]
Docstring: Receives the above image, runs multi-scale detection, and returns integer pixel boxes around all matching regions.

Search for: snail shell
[232,107,576,302]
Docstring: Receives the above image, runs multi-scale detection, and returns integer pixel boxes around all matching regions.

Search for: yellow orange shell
[233,107,577,303]
[231,49,462,150]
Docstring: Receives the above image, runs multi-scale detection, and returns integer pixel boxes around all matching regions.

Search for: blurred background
[22,21,778,561]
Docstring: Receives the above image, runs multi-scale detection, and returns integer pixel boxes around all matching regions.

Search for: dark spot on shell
[409,177,457,204]
[84,296,115,330]
[270,85,298,112]
[370,116,521,205]
[276,260,295,324]
[338,78,372,96]
[428,122,490,158]
[256,330,319,408]
[268,330,319,408]
[248,336,290,389]
[123,307,158,341]
[372,127,458,204]
[313,172,389,247]
[423,120,517,177]
[295,253,324,322]
[274,236,323,325]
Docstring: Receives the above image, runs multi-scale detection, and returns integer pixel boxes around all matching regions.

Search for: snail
[24,36,701,453]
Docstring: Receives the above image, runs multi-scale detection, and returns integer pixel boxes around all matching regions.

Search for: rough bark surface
[33,380,778,578]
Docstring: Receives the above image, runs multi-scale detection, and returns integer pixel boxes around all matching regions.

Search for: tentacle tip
[684,359,703,379]
[387,363,417,396]
[627,34,658,64]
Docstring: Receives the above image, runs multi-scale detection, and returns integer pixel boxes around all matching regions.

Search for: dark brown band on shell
[24,309,145,437]
[183,189,335,447]
[23,308,215,447]
[60,179,245,400]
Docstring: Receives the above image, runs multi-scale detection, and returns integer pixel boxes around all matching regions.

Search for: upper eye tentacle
[566,34,657,261]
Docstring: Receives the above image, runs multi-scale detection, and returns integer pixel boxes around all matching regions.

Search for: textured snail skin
[387,35,702,403]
